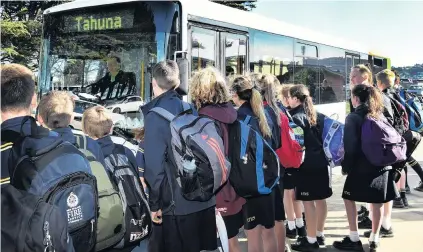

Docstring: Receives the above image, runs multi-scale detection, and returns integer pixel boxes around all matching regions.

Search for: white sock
[288,220,296,230]
[317,230,324,237]
[295,218,304,228]
[382,216,391,230]
[369,233,380,243]
[349,231,360,242]
[307,236,317,244]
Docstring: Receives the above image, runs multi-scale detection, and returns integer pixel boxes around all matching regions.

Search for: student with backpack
[189,67,245,252]
[141,61,218,252]
[257,74,290,252]
[1,64,75,252]
[37,91,105,164]
[278,84,307,239]
[82,106,151,251]
[332,84,401,252]
[288,84,332,251]
[230,75,278,252]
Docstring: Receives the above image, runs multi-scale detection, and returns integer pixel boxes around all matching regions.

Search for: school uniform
[289,105,332,201]
[237,102,276,230]
[341,105,398,203]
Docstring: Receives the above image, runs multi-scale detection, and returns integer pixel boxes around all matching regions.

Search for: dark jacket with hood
[199,102,246,216]
[289,104,328,172]
[342,105,391,175]
[141,90,215,216]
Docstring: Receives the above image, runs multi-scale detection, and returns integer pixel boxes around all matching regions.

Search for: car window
[74,101,96,114]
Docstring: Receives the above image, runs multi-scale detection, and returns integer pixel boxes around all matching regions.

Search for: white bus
[39,0,391,125]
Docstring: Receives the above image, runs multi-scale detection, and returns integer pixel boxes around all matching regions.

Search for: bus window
[191,27,216,71]
[224,33,247,77]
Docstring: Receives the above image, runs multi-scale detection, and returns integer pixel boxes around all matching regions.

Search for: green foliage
[210,0,257,11]
[1,1,70,70]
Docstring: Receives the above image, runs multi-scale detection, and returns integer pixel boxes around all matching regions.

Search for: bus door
[220,32,248,78]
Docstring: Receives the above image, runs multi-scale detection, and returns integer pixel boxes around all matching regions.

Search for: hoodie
[199,102,246,216]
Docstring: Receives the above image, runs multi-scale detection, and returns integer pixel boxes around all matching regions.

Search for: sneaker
[393,197,405,208]
[358,209,369,222]
[357,206,368,216]
[415,181,423,192]
[291,236,319,251]
[369,241,379,252]
[363,227,394,238]
[333,236,364,251]
[297,225,307,237]
[358,217,372,229]
[286,224,298,239]
[317,236,325,246]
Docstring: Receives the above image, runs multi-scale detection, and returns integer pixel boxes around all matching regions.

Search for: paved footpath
[134,145,423,252]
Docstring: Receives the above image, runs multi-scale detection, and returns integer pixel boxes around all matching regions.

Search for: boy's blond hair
[38,91,74,129]
[82,106,113,139]
[376,69,395,88]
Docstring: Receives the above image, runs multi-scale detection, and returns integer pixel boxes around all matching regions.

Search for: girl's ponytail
[250,88,272,138]
[289,84,317,126]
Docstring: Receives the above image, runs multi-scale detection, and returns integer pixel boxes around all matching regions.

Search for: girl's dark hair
[289,84,317,126]
[352,84,383,119]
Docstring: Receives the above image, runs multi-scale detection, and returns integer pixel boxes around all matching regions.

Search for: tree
[1,1,69,70]
[211,0,257,11]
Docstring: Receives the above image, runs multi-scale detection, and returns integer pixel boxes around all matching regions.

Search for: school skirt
[295,166,333,201]
[242,188,276,230]
[283,169,298,190]
[342,168,399,203]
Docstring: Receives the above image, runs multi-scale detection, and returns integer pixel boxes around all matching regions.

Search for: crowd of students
[1,61,422,252]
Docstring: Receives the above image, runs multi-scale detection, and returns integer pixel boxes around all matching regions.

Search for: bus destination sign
[63,9,134,32]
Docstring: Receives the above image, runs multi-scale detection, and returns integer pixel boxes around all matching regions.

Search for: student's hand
[151,210,162,224]
[140,177,147,191]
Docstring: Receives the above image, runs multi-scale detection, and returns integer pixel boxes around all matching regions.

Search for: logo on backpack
[66,192,84,224]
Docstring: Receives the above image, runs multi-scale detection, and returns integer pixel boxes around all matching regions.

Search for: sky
[253,0,423,67]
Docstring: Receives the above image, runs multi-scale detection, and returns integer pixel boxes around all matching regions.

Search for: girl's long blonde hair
[257,74,282,125]
[231,75,271,138]
[189,67,231,109]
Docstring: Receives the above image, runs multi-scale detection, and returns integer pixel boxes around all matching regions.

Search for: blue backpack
[228,115,281,198]
[317,113,345,168]
[2,117,98,252]
[398,89,423,133]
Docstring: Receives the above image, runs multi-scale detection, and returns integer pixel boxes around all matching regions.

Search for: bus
[38,0,391,127]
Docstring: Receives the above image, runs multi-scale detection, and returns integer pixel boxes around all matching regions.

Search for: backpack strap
[75,134,88,150]
[243,115,252,125]
[150,107,175,122]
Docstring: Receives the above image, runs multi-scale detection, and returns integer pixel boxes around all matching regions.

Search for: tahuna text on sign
[75,16,122,32]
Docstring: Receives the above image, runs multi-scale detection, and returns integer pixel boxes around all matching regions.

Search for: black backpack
[2,117,98,252]
[1,185,74,252]
[104,144,151,249]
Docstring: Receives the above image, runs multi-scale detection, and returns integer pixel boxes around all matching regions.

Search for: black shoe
[357,206,368,216]
[363,227,394,238]
[358,217,372,229]
[402,195,409,207]
[317,236,325,246]
[405,185,411,194]
[297,225,307,237]
[415,181,423,192]
[302,212,307,227]
[358,209,369,222]
[286,224,298,239]
[333,236,364,251]
[369,241,379,252]
[393,197,405,208]
[291,236,319,251]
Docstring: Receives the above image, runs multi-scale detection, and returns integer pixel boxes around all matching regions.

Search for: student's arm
[143,113,167,212]
[136,143,147,190]
[341,114,360,174]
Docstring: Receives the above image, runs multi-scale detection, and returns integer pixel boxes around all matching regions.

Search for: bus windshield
[39,1,180,106]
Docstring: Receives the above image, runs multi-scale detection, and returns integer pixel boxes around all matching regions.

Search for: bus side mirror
[176,53,188,96]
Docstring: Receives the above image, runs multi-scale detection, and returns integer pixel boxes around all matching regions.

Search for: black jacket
[381,88,395,127]
[342,105,392,174]
[141,90,215,215]
[289,105,328,172]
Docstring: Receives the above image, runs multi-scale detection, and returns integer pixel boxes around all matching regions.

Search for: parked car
[71,99,127,130]
[106,96,144,113]
[407,85,423,97]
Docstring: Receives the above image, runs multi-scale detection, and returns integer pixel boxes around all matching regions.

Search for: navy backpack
[2,117,98,252]
[228,115,281,198]
[398,89,423,133]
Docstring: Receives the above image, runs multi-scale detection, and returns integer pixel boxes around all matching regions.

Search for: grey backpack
[150,103,230,202]
[75,134,125,251]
